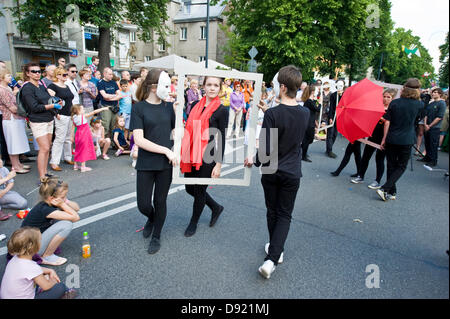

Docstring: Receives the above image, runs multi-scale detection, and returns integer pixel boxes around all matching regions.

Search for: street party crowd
[0,57,448,298]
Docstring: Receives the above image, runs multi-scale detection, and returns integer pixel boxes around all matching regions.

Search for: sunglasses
[30,70,41,74]
[61,73,68,77]
[70,70,78,73]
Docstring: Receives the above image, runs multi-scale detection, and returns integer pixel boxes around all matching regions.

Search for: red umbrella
[336,78,385,143]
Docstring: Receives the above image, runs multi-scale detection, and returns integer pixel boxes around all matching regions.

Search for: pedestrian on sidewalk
[245,65,309,279]
[180,76,228,238]
[130,69,177,254]
[378,78,424,201]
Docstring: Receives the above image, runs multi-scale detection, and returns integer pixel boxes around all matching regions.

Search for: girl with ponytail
[21,177,80,266]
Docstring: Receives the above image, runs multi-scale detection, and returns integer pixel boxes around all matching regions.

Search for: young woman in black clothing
[130,69,177,254]
[20,63,63,181]
[301,85,321,162]
[351,89,396,188]
[180,76,228,237]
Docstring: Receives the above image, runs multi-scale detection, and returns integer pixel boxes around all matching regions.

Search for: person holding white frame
[180,76,229,237]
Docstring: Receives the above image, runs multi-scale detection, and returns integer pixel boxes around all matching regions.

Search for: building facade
[0,0,229,77]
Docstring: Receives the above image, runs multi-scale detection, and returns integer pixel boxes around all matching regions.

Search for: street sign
[248,59,257,72]
[248,46,258,59]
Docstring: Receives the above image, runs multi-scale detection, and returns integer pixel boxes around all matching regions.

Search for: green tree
[7,0,171,71]
[380,28,435,87]
[438,32,449,88]
[218,0,394,84]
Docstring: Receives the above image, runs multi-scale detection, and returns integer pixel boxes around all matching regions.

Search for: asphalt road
[0,135,448,299]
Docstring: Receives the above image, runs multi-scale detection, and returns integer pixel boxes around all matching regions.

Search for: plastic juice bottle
[82,231,91,258]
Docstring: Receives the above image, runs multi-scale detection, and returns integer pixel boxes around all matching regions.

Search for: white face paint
[156,71,171,101]
[336,80,345,92]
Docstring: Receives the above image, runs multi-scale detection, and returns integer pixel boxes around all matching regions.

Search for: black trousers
[334,141,361,175]
[136,169,173,239]
[381,143,412,195]
[261,172,300,266]
[424,127,440,164]
[301,126,315,159]
[185,162,221,224]
[359,143,386,182]
[326,122,337,153]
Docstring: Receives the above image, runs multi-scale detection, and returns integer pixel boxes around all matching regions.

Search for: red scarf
[180,96,222,173]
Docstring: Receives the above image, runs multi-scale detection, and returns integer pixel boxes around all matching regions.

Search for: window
[199,56,206,62]
[180,27,187,41]
[200,26,207,40]
[182,1,191,14]
[158,42,166,52]
[145,56,151,62]
[130,31,136,43]
[84,27,100,52]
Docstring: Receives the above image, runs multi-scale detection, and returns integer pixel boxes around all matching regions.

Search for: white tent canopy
[196,59,236,71]
[133,54,199,71]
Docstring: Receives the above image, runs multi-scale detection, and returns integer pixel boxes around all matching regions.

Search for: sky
[390,0,449,75]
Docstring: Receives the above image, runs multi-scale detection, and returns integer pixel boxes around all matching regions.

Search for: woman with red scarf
[180,76,229,237]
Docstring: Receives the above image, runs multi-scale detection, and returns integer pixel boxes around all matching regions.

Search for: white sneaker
[351,176,364,184]
[376,189,387,201]
[368,181,381,189]
[258,260,276,279]
[265,243,283,264]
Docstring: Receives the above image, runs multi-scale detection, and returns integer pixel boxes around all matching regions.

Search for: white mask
[336,80,344,92]
[156,71,171,101]
[272,72,280,99]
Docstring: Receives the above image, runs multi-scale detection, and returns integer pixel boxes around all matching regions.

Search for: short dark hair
[277,65,302,99]
[431,87,444,96]
[119,79,129,86]
[65,63,77,71]
[92,56,99,62]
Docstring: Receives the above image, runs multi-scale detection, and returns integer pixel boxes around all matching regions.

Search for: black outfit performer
[379,94,423,199]
[301,98,320,162]
[254,103,309,267]
[130,100,175,253]
[184,101,229,237]
[330,141,361,177]
[326,90,343,158]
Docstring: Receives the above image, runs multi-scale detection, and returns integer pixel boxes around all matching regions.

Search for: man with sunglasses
[64,64,80,106]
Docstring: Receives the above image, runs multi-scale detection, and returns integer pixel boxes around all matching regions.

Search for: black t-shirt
[425,100,446,129]
[188,101,229,164]
[130,101,175,171]
[303,99,320,128]
[255,104,310,178]
[48,83,74,116]
[20,82,54,123]
[21,201,58,233]
[384,98,424,145]
[97,80,119,107]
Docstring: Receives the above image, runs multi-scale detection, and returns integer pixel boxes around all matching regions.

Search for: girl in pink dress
[70,104,109,172]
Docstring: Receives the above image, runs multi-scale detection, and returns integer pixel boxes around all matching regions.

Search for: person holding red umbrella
[378,78,424,201]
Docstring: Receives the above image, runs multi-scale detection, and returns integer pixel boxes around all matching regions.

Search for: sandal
[41,254,67,266]
[73,164,79,171]
[102,154,110,160]
[80,167,92,173]
[14,168,30,174]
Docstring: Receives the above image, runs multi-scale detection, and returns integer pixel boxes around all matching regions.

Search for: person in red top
[242,80,254,131]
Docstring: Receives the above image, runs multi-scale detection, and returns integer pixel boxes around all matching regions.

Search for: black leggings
[136,169,172,239]
[335,141,361,174]
[359,144,386,182]
[185,162,221,224]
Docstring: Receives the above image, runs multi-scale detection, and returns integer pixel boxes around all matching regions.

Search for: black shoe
[184,222,197,237]
[327,152,337,159]
[302,156,312,163]
[417,157,431,163]
[330,171,340,177]
[147,237,161,254]
[350,173,358,178]
[428,162,437,167]
[210,205,224,227]
[142,219,154,239]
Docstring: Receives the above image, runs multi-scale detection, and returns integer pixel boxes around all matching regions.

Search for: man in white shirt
[65,64,80,105]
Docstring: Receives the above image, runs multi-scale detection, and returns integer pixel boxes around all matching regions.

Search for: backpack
[15,86,29,118]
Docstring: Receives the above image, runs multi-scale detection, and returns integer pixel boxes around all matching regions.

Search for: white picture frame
[172,62,263,186]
